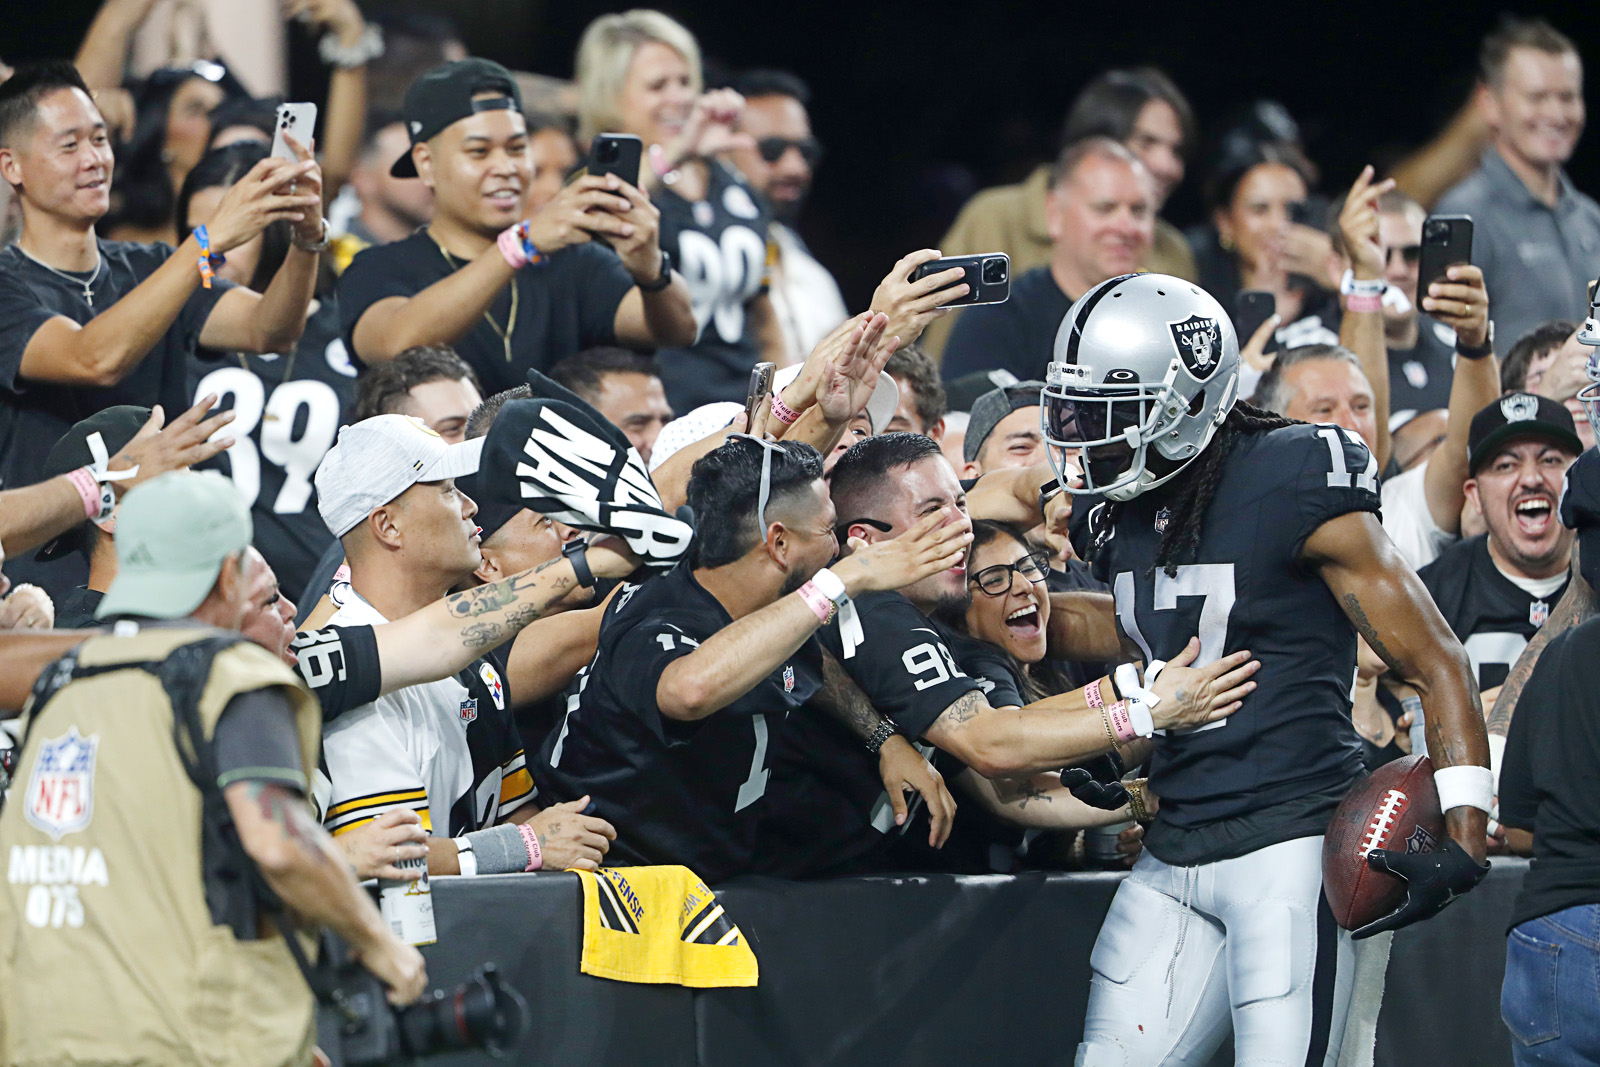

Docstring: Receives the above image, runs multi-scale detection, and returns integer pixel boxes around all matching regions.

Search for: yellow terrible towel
[575,866,758,987]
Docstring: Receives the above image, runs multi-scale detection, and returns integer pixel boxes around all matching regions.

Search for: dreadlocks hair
[1098,400,1300,577]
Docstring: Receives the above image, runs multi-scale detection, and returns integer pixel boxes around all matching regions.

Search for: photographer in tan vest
[0,470,424,1067]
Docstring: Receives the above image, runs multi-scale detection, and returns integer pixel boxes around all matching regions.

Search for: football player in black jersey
[1043,273,1491,1066]
[1419,396,1579,716]
[757,433,1259,878]
[537,435,972,882]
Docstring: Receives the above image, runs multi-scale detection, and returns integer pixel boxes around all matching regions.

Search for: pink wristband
[1083,678,1105,709]
[498,225,530,270]
[1345,293,1382,314]
[797,581,836,625]
[770,392,802,426]
[65,467,103,520]
[1105,700,1138,743]
[517,823,543,871]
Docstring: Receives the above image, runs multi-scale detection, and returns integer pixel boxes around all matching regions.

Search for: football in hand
[1322,755,1446,931]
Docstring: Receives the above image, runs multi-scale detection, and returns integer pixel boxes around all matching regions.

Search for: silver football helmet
[1042,273,1240,501]
[1575,282,1600,434]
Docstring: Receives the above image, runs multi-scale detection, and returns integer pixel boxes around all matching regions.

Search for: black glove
[1059,755,1131,811]
[1352,837,1490,940]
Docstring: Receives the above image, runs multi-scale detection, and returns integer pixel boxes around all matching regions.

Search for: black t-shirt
[55,587,105,630]
[0,240,233,594]
[1388,316,1456,420]
[1080,422,1375,864]
[287,623,383,717]
[651,160,775,412]
[756,593,983,878]
[336,231,635,395]
[941,266,1073,383]
[1418,535,1568,691]
[1501,617,1600,928]
[189,299,356,603]
[534,564,822,883]
[1559,449,1600,591]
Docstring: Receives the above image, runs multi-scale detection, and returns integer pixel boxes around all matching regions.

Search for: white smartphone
[270,102,318,163]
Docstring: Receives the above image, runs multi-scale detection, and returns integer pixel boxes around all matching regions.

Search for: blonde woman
[577,10,788,412]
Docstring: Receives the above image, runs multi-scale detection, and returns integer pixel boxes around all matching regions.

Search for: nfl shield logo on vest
[24,727,99,841]
[783,665,795,693]
[459,698,478,725]
[1531,600,1550,626]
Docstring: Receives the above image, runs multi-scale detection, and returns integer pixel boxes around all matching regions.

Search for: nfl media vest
[0,627,321,1067]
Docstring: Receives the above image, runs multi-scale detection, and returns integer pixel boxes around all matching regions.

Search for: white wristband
[1434,764,1495,814]
[453,836,478,877]
[1487,733,1506,791]
[1112,663,1159,738]
[811,567,849,608]
[1339,269,1387,298]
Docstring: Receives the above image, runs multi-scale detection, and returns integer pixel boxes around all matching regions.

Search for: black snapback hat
[391,58,524,178]
[1467,393,1582,475]
[36,405,151,562]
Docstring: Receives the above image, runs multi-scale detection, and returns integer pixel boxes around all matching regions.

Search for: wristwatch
[563,538,596,588]
[1455,321,1494,360]
[291,217,331,254]
[636,249,673,293]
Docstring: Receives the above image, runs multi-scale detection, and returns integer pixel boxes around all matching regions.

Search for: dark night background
[4,2,1598,306]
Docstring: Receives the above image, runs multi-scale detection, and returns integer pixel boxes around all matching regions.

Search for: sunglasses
[1385,244,1422,266]
[757,136,824,166]
[969,550,1051,597]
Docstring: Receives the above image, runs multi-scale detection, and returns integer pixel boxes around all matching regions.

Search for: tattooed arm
[960,769,1135,830]
[1304,511,1488,860]
[366,543,635,696]
[1490,539,1596,739]
[222,686,426,1003]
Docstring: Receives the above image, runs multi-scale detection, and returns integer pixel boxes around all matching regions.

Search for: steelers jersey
[189,299,357,602]
[756,593,983,878]
[535,563,822,884]
[313,597,533,839]
[1418,534,1568,690]
[1082,422,1376,857]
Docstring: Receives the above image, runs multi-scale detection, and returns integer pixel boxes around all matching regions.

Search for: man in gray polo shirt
[1437,16,1600,351]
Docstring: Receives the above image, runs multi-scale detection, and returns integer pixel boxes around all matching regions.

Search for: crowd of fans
[0,3,1599,1063]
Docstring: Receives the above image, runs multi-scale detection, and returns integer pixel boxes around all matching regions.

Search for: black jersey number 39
[195,366,342,514]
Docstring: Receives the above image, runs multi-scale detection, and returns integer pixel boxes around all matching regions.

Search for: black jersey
[1559,448,1600,591]
[652,160,776,412]
[190,300,356,602]
[756,593,983,878]
[1418,534,1568,690]
[534,564,822,883]
[1388,316,1457,420]
[1083,423,1377,861]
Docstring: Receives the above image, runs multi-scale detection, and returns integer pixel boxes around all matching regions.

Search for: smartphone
[270,102,317,164]
[1287,195,1330,229]
[1234,290,1279,354]
[910,253,1010,307]
[1416,215,1474,303]
[589,133,643,187]
[743,362,776,431]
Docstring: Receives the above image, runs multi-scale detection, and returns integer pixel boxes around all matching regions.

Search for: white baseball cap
[773,364,900,435]
[315,414,485,537]
[647,401,743,473]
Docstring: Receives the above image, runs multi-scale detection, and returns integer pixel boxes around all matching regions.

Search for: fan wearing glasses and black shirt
[726,70,848,367]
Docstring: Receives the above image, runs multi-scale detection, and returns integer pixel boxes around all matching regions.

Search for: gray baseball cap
[315,415,484,538]
[964,381,1045,464]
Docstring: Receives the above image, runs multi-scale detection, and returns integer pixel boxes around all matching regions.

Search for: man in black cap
[960,380,1048,480]
[1418,393,1584,726]
[337,58,696,396]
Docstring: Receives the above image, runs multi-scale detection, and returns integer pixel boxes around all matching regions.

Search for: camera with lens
[595,139,620,164]
[981,256,1008,286]
[319,936,528,1065]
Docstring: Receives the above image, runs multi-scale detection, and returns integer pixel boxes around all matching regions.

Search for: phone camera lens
[1424,219,1446,241]
[981,258,1008,285]
[597,142,618,163]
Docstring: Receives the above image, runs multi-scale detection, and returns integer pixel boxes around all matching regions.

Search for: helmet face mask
[1580,347,1600,438]
[1043,274,1241,502]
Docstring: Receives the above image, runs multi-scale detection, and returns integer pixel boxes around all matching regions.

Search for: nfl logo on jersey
[24,727,99,841]
[1530,600,1550,626]
[459,698,478,724]
[783,665,795,693]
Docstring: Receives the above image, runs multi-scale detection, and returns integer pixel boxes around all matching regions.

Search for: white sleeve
[320,702,432,836]
[1380,462,1455,571]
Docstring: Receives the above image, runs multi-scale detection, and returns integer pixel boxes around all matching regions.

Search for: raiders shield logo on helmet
[1168,314,1222,379]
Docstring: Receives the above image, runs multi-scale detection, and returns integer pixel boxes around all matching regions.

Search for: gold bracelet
[1126,778,1151,823]
[1100,707,1121,751]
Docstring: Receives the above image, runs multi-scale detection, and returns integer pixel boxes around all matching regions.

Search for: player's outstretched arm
[657,513,971,720]
[924,640,1258,778]
[1304,511,1490,858]
[1045,590,1123,662]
